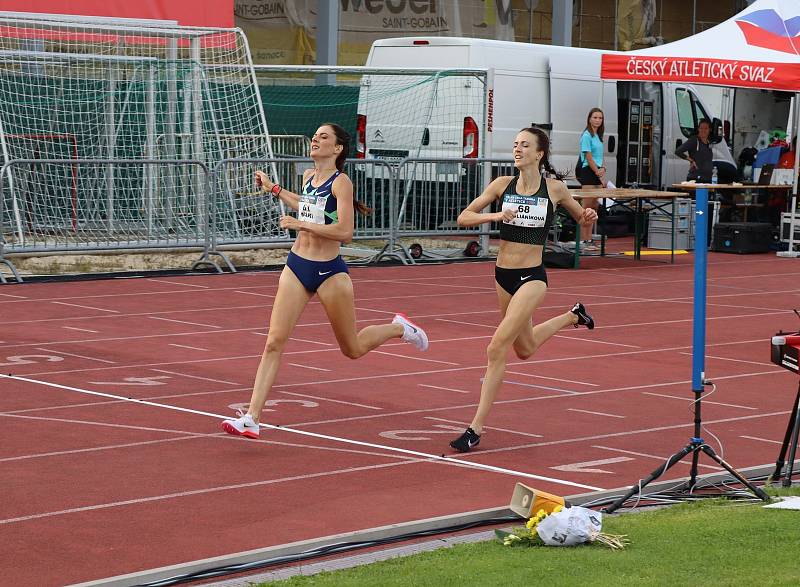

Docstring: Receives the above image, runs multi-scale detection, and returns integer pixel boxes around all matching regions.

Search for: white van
[357,36,747,189]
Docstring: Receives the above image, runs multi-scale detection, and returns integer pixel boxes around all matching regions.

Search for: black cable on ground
[138,514,520,587]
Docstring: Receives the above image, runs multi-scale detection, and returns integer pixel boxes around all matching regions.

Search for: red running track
[1,252,799,585]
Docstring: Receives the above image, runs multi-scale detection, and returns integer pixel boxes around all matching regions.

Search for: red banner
[1,1,232,28]
[602,53,800,92]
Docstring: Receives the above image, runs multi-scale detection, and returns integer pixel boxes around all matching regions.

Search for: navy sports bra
[298,171,340,225]
[498,176,555,246]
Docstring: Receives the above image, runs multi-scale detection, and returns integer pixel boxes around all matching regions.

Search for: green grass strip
[264,488,800,587]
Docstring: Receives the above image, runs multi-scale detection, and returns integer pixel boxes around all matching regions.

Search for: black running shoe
[570,302,595,330]
[450,427,481,452]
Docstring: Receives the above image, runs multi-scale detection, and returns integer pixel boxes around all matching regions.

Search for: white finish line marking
[0,373,602,492]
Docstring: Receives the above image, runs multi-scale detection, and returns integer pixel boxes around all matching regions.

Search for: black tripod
[603,382,771,514]
[767,380,800,487]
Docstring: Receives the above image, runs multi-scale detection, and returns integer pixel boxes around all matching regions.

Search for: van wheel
[409,243,423,259]
[464,240,480,257]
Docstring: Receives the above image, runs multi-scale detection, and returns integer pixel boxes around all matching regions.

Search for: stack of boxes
[647,198,695,250]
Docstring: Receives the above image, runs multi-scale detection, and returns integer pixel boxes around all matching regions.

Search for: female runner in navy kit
[449,127,597,452]
[222,123,428,439]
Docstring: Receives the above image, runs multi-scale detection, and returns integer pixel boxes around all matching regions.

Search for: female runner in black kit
[449,127,597,452]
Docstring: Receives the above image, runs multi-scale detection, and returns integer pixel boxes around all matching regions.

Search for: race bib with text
[298,193,329,225]
[501,194,548,228]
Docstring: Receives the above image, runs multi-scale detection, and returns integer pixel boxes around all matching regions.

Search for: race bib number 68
[502,194,548,228]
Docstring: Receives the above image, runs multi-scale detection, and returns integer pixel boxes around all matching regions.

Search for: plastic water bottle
[711,166,718,185]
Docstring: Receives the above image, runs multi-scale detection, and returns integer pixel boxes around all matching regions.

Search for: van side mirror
[711,117,723,144]
[608,135,616,153]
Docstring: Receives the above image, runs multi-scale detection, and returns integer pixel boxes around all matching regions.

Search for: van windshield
[676,88,710,138]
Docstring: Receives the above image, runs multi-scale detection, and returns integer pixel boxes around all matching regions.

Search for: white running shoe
[393,313,429,351]
[221,411,260,439]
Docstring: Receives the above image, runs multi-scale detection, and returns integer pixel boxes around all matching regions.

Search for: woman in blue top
[577,108,606,248]
[222,123,428,439]
[448,127,597,452]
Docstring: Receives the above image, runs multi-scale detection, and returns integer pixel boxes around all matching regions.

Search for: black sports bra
[498,176,555,246]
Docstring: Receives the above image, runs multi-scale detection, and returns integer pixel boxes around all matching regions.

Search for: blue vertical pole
[691,187,708,391]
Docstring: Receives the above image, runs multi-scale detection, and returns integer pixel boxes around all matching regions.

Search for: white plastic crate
[648,228,694,250]
[649,198,694,217]
[649,214,692,232]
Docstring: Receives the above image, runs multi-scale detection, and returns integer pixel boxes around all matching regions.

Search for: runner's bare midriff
[496,240,544,269]
[291,230,342,262]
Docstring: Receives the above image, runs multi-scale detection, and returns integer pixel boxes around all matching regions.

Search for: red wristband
[270,184,282,196]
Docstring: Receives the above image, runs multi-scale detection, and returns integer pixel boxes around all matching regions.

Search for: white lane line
[0,417,422,465]
[425,416,543,438]
[419,384,470,394]
[36,347,116,364]
[641,391,757,411]
[678,352,775,368]
[235,290,275,297]
[469,410,791,456]
[0,292,28,299]
[393,280,495,292]
[148,279,210,289]
[435,318,493,329]
[740,435,782,445]
[288,369,788,429]
[354,306,397,315]
[498,379,580,395]
[276,390,384,411]
[568,408,626,419]
[592,445,721,470]
[371,350,460,366]
[0,460,440,526]
[0,267,791,306]
[0,373,602,492]
[0,385,379,417]
[432,335,492,344]
[62,326,100,334]
[52,301,119,313]
[438,319,640,349]
[290,337,333,346]
[0,412,205,435]
[168,344,209,352]
[505,371,598,387]
[288,363,331,372]
[149,368,240,386]
[15,339,785,386]
[149,316,222,329]
[553,334,641,349]
[0,435,205,462]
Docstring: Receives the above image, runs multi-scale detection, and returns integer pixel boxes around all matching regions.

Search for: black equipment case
[712,222,772,254]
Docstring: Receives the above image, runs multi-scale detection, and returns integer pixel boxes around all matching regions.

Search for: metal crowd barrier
[200,158,400,270]
[391,157,515,262]
[0,156,519,283]
[0,159,212,283]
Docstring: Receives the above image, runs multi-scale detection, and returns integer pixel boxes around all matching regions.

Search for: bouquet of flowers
[496,505,628,550]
